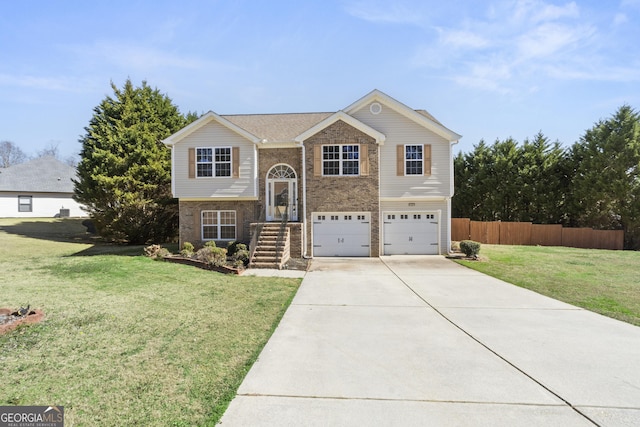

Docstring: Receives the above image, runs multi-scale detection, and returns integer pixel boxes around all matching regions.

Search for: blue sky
[1,0,639,160]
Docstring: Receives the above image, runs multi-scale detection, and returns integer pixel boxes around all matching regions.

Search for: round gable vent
[370,102,382,115]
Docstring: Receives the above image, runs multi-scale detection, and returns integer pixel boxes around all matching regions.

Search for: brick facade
[178,121,380,257]
[178,200,258,249]
[303,120,380,256]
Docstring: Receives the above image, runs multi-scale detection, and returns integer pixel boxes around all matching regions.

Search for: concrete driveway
[219,257,640,426]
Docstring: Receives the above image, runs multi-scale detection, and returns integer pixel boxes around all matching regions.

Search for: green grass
[455,245,640,326]
[0,218,301,426]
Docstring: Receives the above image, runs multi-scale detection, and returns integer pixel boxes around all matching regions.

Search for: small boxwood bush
[226,241,248,257]
[195,246,227,267]
[180,242,194,257]
[144,244,170,259]
[233,248,250,266]
[459,240,481,258]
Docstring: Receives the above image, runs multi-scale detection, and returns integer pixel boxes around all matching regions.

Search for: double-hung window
[196,147,232,177]
[322,144,359,176]
[18,195,32,213]
[201,210,236,240]
[405,145,423,175]
[398,144,431,176]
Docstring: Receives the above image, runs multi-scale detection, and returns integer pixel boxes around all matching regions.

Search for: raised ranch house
[163,90,461,267]
[0,156,87,218]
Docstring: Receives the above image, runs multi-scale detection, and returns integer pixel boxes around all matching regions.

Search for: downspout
[299,142,310,258]
[170,145,176,197]
[253,144,259,198]
[447,139,459,254]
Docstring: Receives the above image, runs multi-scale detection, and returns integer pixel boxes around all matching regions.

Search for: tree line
[453,106,640,249]
[0,141,77,168]
[8,79,637,249]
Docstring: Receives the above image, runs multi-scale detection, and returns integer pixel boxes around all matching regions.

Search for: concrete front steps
[250,223,290,269]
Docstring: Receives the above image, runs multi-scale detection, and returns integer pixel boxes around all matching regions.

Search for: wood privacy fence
[452,219,624,250]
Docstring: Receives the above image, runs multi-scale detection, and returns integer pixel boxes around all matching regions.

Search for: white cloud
[508,0,579,24]
[530,1,580,23]
[411,0,640,93]
[516,22,595,60]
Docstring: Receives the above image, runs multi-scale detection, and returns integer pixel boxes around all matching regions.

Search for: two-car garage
[312,211,440,256]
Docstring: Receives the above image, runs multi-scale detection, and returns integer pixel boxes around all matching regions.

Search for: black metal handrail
[274,204,289,267]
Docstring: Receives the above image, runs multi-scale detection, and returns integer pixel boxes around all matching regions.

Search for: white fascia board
[344,89,462,142]
[294,111,386,144]
[179,197,259,202]
[162,111,262,146]
[380,196,448,202]
[256,141,301,149]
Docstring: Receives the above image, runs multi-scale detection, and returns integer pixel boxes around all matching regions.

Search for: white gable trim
[162,111,262,146]
[293,111,386,144]
[344,90,462,142]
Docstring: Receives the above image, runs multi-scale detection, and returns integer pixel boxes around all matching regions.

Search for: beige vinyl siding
[351,104,451,199]
[172,121,257,199]
[380,199,451,254]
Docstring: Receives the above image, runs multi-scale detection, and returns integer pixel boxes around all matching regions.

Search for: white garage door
[313,212,370,257]
[383,212,439,255]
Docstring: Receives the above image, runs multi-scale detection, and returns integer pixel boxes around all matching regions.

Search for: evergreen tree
[74,79,196,244]
[568,105,640,249]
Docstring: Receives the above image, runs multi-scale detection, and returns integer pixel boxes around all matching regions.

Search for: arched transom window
[268,164,296,179]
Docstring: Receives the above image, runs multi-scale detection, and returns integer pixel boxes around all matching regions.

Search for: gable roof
[344,89,462,142]
[224,112,332,143]
[0,156,77,193]
[294,111,386,144]
[162,90,460,146]
[162,111,263,146]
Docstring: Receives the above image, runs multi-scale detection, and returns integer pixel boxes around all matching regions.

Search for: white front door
[267,180,297,221]
[266,164,298,221]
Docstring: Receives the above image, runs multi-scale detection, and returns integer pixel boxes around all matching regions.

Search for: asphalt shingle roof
[221,109,443,143]
[0,156,77,193]
[222,112,333,143]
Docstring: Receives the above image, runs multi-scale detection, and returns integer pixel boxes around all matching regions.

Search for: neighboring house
[163,90,461,260]
[0,156,87,218]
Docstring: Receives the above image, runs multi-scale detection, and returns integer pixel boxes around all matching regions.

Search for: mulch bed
[161,256,242,274]
[0,308,45,335]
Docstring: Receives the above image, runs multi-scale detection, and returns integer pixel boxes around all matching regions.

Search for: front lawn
[455,244,640,326]
[0,218,301,426]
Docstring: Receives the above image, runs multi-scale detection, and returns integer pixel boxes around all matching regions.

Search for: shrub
[194,246,227,267]
[180,242,194,257]
[144,244,170,259]
[459,240,481,258]
[233,248,250,266]
[204,241,217,248]
[227,241,248,257]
